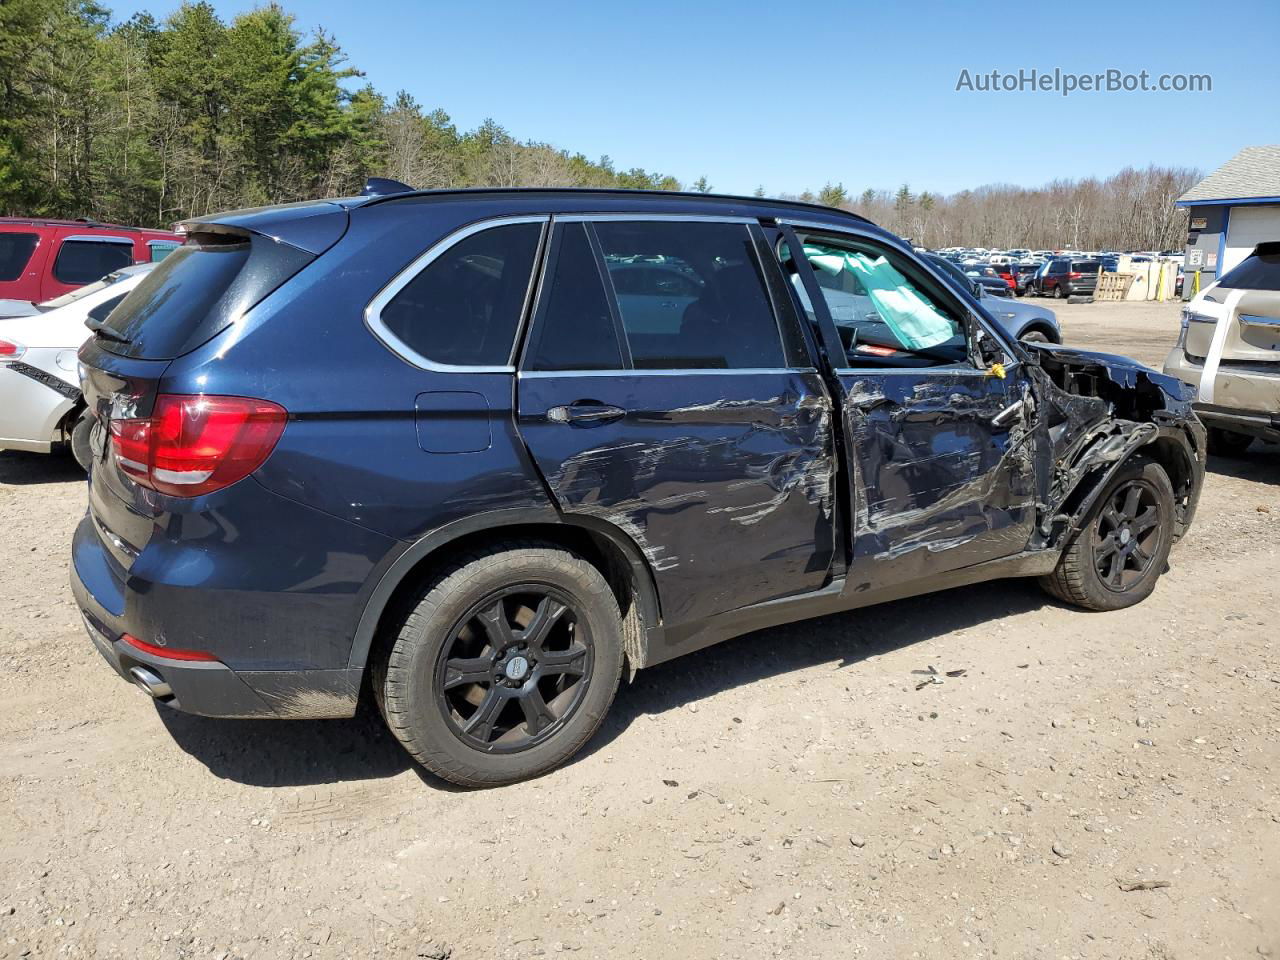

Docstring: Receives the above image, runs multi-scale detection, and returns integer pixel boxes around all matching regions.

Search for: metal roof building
[1177,145,1280,296]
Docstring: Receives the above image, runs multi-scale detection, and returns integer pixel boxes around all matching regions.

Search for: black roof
[194,186,898,254]
[356,186,877,230]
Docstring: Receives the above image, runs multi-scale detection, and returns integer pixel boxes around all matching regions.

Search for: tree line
[1,0,1195,253]
[793,164,1200,253]
[0,0,685,229]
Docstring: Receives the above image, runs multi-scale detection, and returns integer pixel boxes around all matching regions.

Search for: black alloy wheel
[435,587,594,753]
[1090,478,1162,593]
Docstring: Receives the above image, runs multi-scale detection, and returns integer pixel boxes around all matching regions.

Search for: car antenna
[360,177,415,197]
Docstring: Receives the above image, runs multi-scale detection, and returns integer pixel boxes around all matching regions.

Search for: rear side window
[148,242,180,262]
[595,220,785,370]
[96,232,314,358]
[53,239,134,285]
[0,232,38,281]
[1218,243,1280,291]
[377,221,542,367]
[525,223,624,371]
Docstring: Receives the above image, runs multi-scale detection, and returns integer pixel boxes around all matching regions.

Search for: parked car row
[0,217,179,309]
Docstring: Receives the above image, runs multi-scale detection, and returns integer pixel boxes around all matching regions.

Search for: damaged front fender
[1026,343,1206,550]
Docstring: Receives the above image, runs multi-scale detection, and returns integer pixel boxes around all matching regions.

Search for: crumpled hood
[1029,341,1196,404]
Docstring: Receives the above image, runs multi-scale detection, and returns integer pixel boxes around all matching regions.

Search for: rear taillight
[0,338,25,361]
[109,394,287,497]
[121,633,219,662]
[1068,271,1082,279]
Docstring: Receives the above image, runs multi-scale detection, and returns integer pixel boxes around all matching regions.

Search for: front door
[779,225,1037,595]
[516,216,837,625]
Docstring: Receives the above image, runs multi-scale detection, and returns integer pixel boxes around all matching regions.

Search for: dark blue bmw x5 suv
[72,184,1205,786]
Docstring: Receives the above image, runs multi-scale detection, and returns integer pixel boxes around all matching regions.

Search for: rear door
[516,215,837,625]
[777,223,1037,595]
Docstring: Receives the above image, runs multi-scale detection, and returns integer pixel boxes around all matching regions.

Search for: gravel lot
[1,299,1276,960]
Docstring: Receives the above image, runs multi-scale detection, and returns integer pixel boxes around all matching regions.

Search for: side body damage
[1026,343,1205,550]
[617,344,1204,665]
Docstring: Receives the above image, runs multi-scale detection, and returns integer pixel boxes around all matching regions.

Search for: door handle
[547,401,627,425]
[848,393,892,412]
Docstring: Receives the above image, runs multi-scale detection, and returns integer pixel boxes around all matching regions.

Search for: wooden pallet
[1094,272,1135,301]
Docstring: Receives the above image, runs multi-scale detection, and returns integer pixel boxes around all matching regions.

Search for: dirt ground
[1,299,1277,960]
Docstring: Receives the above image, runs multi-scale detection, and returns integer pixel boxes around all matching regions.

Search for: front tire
[1040,456,1175,611]
[1020,329,1051,344]
[375,542,624,787]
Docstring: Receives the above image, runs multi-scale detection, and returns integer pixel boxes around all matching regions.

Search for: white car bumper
[0,349,80,453]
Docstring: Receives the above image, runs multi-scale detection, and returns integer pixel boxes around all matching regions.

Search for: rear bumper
[71,511,367,719]
[1193,404,1280,443]
[0,359,76,450]
[1163,349,1280,442]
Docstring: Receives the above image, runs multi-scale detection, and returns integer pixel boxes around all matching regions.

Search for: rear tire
[1206,427,1253,458]
[1040,456,1175,611]
[1052,284,1065,299]
[69,411,93,472]
[375,542,624,787]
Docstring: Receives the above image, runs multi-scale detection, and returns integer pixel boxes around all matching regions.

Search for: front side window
[0,232,38,282]
[782,234,965,366]
[53,239,134,285]
[595,220,785,370]
[379,221,543,367]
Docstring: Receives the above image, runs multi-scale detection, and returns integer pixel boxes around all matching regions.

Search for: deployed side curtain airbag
[805,244,956,350]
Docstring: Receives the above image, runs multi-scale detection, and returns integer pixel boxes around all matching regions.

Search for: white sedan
[0,264,153,468]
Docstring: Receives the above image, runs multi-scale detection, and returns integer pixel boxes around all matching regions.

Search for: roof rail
[360,177,415,198]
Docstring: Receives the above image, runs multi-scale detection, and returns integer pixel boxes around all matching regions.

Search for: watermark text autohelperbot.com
[956,68,1211,96]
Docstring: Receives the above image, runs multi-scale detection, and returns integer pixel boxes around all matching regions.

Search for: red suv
[0,218,181,305]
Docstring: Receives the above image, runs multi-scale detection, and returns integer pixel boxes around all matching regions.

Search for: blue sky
[111,0,1279,196]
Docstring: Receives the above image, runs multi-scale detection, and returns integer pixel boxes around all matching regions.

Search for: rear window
[54,239,134,285]
[1217,243,1280,291]
[0,232,38,282]
[95,232,313,358]
[148,241,180,262]
[1072,260,1101,272]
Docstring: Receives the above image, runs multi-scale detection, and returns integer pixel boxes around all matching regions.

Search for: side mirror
[971,282,984,298]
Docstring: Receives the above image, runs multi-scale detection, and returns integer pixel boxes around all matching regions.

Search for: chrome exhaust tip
[128,665,171,699]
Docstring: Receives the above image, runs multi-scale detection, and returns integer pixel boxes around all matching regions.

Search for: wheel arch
[1055,425,1201,547]
[1019,321,1060,343]
[348,509,663,676]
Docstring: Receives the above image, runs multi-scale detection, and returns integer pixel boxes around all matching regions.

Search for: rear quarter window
[0,232,39,282]
[374,221,543,367]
